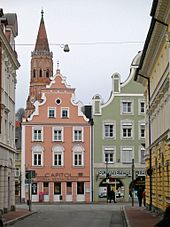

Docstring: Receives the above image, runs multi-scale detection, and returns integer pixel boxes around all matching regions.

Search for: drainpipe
[137,73,152,211]
[0,41,2,133]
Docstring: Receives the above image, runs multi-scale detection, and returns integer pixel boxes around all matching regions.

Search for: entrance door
[66,182,72,201]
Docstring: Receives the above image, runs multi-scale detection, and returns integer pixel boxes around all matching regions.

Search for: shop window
[54,182,61,195]
[66,182,72,195]
[43,182,49,195]
[77,182,84,195]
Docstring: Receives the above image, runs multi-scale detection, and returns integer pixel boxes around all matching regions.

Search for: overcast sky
[1,0,153,111]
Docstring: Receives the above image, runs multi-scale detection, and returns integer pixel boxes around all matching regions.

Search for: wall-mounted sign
[97,169,145,178]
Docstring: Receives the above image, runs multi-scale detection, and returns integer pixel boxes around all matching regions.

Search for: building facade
[134,0,170,213]
[92,53,146,202]
[21,69,91,203]
[0,9,20,212]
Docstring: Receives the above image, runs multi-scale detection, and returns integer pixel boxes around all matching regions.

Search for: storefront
[25,171,90,203]
[94,168,145,202]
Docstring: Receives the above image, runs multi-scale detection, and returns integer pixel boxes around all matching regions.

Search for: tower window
[46,69,49,78]
[39,69,42,77]
[33,69,36,78]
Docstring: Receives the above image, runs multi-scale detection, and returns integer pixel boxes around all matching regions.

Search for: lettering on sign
[36,172,79,182]
[97,169,145,177]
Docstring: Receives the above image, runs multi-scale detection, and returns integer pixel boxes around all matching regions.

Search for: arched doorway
[129,176,145,199]
[98,177,124,199]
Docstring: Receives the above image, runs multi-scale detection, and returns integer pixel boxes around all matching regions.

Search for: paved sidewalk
[124,206,162,227]
[1,203,163,227]
[2,208,35,226]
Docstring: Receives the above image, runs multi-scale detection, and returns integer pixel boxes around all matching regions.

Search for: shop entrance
[129,176,145,199]
[98,178,124,198]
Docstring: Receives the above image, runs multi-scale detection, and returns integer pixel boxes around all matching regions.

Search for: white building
[0,9,20,213]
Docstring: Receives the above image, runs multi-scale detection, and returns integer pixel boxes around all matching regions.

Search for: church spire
[34,10,50,53]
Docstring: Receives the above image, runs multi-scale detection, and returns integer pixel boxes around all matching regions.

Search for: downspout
[137,73,152,211]
[0,41,2,133]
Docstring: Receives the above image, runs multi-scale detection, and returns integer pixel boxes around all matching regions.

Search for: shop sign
[36,172,78,181]
[97,169,145,177]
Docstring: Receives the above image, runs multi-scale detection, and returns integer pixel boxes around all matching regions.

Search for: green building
[92,53,146,202]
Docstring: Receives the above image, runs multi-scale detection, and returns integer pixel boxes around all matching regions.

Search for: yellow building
[134,0,170,213]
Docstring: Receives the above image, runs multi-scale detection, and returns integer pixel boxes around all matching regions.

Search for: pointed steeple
[34,10,50,53]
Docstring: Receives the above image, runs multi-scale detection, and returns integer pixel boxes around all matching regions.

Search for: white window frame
[48,107,56,118]
[121,147,133,163]
[139,122,145,139]
[121,121,133,139]
[73,127,84,142]
[32,145,44,167]
[139,147,145,164]
[103,121,116,139]
[52,127,63,142]
[32,126,43,141]
[72,145,84,167]
[61,107,69,118]
[103,147,115,163]
[121,100,134,114]
[52,145,64,167]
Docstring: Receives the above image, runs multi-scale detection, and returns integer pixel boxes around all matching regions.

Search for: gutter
[134,0,168,81]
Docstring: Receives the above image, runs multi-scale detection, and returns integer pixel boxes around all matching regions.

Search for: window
[104,122,115,138]
[121,100,133,114]
[122,122,133,138]
[46,69,49,78]
[139,101,145,113]
[104,147,114,163]
[39,69,42,77]
[54,182,61,195]
[48,108,56,118]
[122,147,133,163]
[73,127,83,141]
[140,148,145,164]
[32,145,44,167]
[32,127,43,141]
[73,145,84,167]
[54,153,62,166]
[74,153,83,166]
[43,182,49,195]
[140,124,145,138]
[122,101,132,113]
[33,69,36,78]
[66,182,72,195]
[53,127,63,141]
[77,182,84,195]
[61,108,69,118]
[33,153,42,166]
[52,145,64,167]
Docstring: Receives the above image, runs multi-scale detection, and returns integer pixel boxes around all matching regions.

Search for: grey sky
[1,0,153,110]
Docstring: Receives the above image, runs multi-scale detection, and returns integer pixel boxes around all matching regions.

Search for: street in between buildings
[10,204,127,227]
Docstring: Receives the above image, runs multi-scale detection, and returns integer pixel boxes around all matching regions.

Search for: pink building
[21,69,91,203]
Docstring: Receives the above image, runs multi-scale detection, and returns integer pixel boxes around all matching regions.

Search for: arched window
[39,69,42,77]
[33,69,36,78]
[46,69,49,78]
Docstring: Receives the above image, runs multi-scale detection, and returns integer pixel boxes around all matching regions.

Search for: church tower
[25,10,53,116]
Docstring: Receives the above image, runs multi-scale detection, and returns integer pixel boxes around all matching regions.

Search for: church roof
[34,10,50,52]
